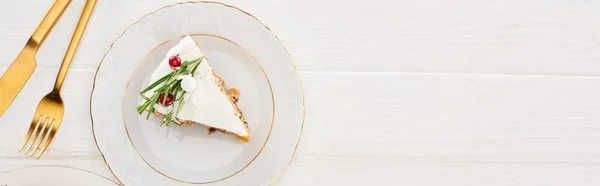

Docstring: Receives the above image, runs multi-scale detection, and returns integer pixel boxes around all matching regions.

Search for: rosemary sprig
[136,57,204,126]
[140,72,172,94]
[176,91,186,115]
[190,58,202,74]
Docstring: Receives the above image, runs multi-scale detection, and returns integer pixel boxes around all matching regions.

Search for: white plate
[91,2,304,186]
[126,34,275,183]
[0,166,119,186]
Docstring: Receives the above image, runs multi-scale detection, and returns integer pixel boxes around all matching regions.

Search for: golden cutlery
[19,0,97,159]
[0,0,71,118]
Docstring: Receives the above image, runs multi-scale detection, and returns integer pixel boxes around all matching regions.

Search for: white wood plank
[3,70,600,184]
[6,70,600,163]
[260,0,600,75]
[278,158,600,186]
[3,0,600,76]
[3,0,600,185]
[299,72,600,163]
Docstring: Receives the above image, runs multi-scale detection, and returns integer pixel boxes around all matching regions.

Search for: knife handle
[28,0,71,49]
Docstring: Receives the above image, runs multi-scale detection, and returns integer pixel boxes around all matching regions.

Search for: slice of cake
[137,35,251,142]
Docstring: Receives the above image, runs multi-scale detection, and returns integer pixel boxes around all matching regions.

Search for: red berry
[159,93,174,106]
[169,55,181,68]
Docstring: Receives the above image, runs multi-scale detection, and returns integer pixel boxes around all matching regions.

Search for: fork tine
[31,118,55,157]
[36,119,59,159]
[19,115,42,152]
[24,116,48,154]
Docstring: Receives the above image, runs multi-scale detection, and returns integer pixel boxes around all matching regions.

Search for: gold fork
[19,0,97,159]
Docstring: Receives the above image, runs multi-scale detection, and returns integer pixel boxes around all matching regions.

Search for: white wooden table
[2,0,600,185]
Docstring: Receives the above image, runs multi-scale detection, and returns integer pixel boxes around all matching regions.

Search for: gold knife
[0,0,71,117]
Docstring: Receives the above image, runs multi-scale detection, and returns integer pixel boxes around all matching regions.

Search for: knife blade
[0,0,71,118]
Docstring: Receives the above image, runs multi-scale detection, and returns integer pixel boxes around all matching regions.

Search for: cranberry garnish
[159,93,174,106]
[169,55,181,68]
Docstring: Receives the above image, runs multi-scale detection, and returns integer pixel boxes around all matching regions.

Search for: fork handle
[29,0,71,50]
[53,0,96,92]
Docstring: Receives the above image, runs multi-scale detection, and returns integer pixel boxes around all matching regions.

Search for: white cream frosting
[148,35,248,137]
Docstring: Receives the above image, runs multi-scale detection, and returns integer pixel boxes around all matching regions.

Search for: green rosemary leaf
[172,84,180,103]
[175,94,184,102]
[160,72,183,91]
[180,61,191,68]
[163,112,173,126]
[146,94,159,120]
[164,77,180,88]
[137,93,158,114]
[136,105,144,114]
[139,92,151,100]
[190,57,204,74]
[138,107,147,115]
[146,108,152,119]
[136,102,148,114]
[161,91,167,105]
[166,116,172,126]
[180,58,201,68]
[140,72,173,94]
[176,93,186,115]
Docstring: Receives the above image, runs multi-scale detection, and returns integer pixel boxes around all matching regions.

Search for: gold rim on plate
[122,33,275,184]
[89,1,305,185]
